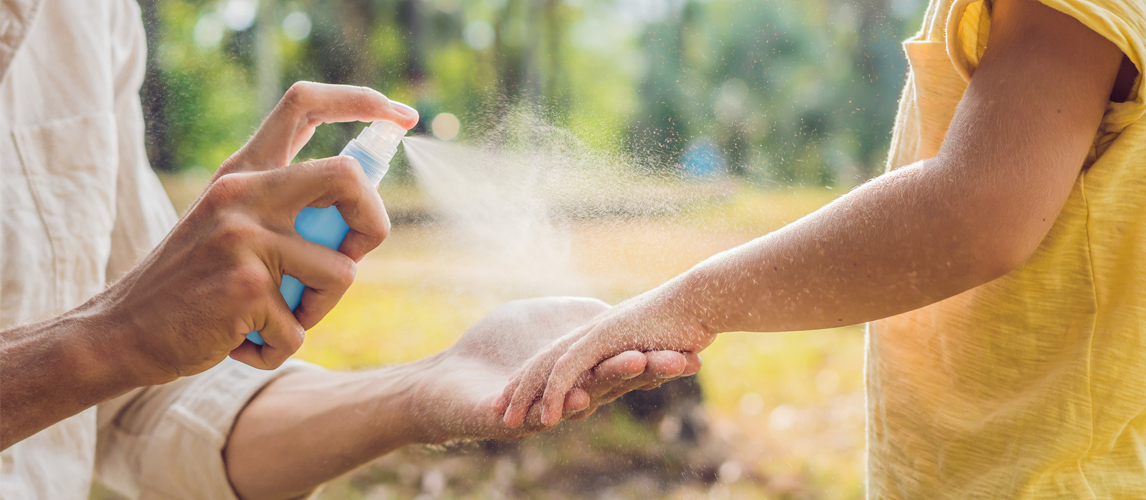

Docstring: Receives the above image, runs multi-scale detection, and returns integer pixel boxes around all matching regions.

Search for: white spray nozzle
[346,119,407,186]
[368,119,407,143]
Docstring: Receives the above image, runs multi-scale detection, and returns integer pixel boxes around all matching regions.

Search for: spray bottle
[248,120,407,345]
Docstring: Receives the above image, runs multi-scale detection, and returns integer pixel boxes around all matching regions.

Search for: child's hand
[494,290,715,427]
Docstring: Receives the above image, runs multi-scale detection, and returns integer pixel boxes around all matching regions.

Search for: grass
[95,175,864,499]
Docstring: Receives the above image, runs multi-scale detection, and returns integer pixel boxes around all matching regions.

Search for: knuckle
[204,173,248,207]
[282,81,315,109]
[375,211,391,244]
[362,220,388,250]
[332,255,357,290]
[286,328,306,352]
[330,156,361,183]
[355,85,377,103]
[230,264,269,301]
[213,213,261,248]
[216,155,243,177]
[549,359,572,381]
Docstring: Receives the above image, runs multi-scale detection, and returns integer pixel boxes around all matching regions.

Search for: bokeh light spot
[463,20,496,50]
[739,392,765,417]
[282,11,312,41]
[219,0,257,31]
[193,14,225,49]
[431,113,461,141]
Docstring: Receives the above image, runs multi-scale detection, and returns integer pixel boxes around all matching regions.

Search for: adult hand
[223,296,700,499]
[97,83,419,384]
[406,297,702,444]
[495,288,716,428]
[215,81,419,181]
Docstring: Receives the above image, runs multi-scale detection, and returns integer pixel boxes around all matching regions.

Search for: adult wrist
[28,310,146,413]
[364,357,444,447]
[71,292,175,390]
[0,310,142,447]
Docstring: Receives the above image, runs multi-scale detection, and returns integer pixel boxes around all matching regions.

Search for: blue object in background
[247,121,405,345]
[681,137,726,179]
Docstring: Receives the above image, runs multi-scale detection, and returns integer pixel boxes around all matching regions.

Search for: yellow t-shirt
[869,0,1146,497]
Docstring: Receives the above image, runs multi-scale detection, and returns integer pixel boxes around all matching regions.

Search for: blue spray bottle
[248,120,406,345]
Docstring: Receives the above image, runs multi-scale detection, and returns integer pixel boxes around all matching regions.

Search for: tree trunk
[137,0,171,172]
[254,1,281,116]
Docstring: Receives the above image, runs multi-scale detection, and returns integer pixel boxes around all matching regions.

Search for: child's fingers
[492,375,520,414]
[508,349,651,421]
[539,343,607,427]
[502,350,561,428]
[521,394,559,430]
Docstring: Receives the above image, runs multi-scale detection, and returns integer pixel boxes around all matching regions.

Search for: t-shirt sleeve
[1038,0,1146,121]
[945,0,1146,126]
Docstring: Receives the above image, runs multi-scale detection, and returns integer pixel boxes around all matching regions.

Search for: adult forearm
[224,358,434,500]
[674,158,1031,334]
[0,306,144,449]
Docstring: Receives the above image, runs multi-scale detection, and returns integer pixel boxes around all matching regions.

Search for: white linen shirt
[0,0,307,498]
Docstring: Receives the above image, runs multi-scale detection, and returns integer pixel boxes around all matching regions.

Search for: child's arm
[497,0,1134,428]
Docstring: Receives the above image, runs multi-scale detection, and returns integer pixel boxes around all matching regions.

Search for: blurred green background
[100,0,928,498]
[138,0,923,184]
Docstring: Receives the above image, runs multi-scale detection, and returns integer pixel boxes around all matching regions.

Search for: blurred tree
[626,1,692,170]
[253,0,280,115]
[142,0,924,184]
[139,0,173,172]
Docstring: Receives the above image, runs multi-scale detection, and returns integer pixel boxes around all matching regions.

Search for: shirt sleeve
[1035,0,1146,125]
[95,358,322,499]
[945,0,1146,127]
[104,0,178,283]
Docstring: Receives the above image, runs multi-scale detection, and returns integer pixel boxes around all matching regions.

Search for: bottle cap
[349,120,406,185]
[367,119,406,144]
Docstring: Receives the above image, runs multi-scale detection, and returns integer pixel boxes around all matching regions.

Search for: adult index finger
[241,82,419,169]
[575,351,646,398]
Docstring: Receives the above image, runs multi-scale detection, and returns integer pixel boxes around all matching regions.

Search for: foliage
[140,0,925,184]
[105,2,937,496]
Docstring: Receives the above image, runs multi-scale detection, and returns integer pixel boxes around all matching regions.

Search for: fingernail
[621,372,640,380]
[390,100,419,119]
